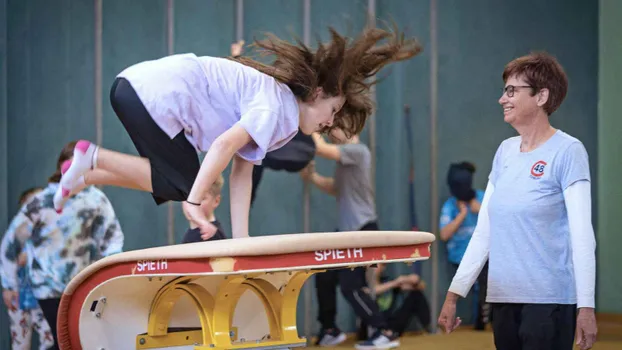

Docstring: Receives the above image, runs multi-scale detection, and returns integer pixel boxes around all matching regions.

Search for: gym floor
[307,319,622,350]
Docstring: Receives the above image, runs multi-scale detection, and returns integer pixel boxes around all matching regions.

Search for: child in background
[301,129,401,349]
[359,263,431,339]
[181,174,227,243]
[439,161,489,330]
[1,187,55,350]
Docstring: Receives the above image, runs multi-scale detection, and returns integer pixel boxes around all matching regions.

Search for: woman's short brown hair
[502,51,568,115]
[48,141,77,183]
[232,22,422,137]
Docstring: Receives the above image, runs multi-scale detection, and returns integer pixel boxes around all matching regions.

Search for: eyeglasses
[503,85,533,97]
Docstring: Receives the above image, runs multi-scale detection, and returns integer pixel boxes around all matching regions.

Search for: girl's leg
[86,148,152,191]
[58,167,150,205]
[84,167,150,191]
[54,141,153,209]
[62,141,152,191]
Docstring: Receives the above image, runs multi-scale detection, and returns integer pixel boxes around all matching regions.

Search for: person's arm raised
[312,133,341,161]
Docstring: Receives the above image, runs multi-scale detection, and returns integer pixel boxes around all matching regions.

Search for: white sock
[53,175,86,213]
[54,140,98,211]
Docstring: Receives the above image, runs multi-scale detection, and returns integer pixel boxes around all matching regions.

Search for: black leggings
[315,221,388,331]
[38,298,61,350]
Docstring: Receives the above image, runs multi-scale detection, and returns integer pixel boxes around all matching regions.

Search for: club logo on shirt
[530,160,547,179]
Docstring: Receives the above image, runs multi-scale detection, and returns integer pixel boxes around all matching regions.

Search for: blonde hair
[207,174,225,197]
[231,22,422,138]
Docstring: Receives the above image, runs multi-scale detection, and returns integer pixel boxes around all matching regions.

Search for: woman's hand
[438,294,462,334]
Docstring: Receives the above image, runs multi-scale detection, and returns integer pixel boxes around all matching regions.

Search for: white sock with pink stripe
[53,140,99,211]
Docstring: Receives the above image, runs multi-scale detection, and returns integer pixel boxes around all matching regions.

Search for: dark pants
[453,260,490,329]
[38,298,61,350]
[491,303,577,350]
[359,289,431,338]
[315,221,388,331]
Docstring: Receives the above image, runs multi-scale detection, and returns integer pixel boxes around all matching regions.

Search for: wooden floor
[306,320,622,349]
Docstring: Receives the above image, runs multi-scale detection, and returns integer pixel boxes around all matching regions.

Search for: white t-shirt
[117,53,300,165]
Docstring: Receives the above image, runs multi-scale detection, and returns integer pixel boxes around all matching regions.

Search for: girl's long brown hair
[231,22,422,137]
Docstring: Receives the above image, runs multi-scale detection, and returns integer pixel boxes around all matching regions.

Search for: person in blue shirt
[439,161,489,330]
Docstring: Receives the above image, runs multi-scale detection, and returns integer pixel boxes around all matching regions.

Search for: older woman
[437,52,597,350]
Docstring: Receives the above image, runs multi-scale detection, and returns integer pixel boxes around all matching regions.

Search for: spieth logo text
[314,248,363,262]
[135,259,169,272]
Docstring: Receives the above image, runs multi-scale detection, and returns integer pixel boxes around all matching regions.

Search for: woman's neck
[515,116,556,152]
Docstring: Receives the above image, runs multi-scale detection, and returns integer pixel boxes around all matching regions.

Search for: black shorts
[109,77,200,204]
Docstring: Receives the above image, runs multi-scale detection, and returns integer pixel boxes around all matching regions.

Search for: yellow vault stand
[135,269,323,350]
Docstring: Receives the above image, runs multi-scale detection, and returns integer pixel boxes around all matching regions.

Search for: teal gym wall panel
[101,0,170,251]
[375,0,432,242]
[435,0,598,322]
[0,0,8,345]
[171,0,236,243]
[6,0,97,205]
[375,0,433,331]
[598,0,622,314]
[309,0,368,241]
[4,0,97,347]
[173,0,235,57]
[7,0,97,217]
[306,0,373,334]
[0,0,7,233]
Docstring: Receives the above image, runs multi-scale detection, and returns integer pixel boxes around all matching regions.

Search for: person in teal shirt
[439,161,489,330]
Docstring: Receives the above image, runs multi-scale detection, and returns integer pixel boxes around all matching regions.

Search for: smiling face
[499,75,549,126]
[298,88,346,135]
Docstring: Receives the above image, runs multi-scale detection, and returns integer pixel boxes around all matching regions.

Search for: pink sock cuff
[75,140,91,154]
[61,160,72,175]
